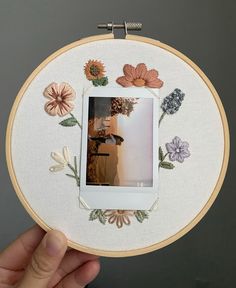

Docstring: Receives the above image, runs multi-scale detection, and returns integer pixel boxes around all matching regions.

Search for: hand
[0,225,100,287]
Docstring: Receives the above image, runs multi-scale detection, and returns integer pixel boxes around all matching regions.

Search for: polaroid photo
[80,87,159,210]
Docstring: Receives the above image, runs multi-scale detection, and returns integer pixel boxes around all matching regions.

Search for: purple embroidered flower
[166,136,190,163]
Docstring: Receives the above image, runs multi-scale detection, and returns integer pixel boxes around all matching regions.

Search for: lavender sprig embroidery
[159,88,185,125]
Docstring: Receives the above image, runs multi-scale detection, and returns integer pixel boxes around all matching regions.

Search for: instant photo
[80,88,159,210]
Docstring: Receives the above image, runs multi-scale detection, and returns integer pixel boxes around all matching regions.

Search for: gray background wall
[0,0,235,287]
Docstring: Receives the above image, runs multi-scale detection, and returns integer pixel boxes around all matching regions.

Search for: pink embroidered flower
[116,63,163,88]
[43,82,75,117]
[104,210,134,228]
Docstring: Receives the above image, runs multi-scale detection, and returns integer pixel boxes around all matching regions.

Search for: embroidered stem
[65,173,76,179]
[159,111,166,126]
[158,152,175,169]
[162,152,169,161]
[158,152,168,168]
[67,161,80,186]
[74,156,77,172]
[69,113,82,129]
[159,152,175,169]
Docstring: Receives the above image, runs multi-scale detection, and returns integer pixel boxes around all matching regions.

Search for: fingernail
[44,232,65,256]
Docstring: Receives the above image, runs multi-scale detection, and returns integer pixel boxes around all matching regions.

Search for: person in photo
[89,133,124,146]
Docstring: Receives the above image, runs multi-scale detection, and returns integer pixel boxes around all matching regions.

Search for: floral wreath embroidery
[44,61,190,229]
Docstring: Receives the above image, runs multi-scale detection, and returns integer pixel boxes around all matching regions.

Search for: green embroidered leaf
[134,210,149,223]
[59,117,78,127]
[89,209,99,221]
[159,161,175,169]
[92,76,108,87]
[74,156,77,173]
[65,173,76,179]
[89,209,106,224]
[98,211,106,225]
[159,146,164,161]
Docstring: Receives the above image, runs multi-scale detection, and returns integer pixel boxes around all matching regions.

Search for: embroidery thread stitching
[44,62,191,229]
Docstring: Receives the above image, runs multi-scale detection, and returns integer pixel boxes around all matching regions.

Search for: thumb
[18,230,67,288]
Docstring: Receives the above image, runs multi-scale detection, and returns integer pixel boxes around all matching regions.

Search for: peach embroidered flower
[116,63,163,88]
[104,210,134,228]
[43,82,75,117]
[84,60,105,80]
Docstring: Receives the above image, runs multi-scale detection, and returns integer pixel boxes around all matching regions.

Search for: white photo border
[80,87,159,210]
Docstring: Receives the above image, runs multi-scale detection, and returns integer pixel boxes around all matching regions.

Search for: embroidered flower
[104,210,134,228]
[166,136,190,163]
[84,60,105,80]
[116,63,163,88]
[43,82,75,117]
[161,88,185,115]
[49,146,71,172]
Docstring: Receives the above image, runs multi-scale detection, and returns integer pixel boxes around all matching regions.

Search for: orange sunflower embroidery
[104,210,134,228]
[84,60,105,80]
[116,63,163,88]
[43,82,75,117]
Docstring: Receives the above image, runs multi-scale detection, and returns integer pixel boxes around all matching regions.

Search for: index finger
[0,225,45,270]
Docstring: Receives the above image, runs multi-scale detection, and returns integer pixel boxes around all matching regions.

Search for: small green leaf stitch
[74,156,77,173]
[92,76,108,87]
[159,161,175,169]
[65,173,76,179]
[98,211,106,225]
[59,117,78,127]
[89,209,107,224]
[89,210,99,221]
[159,146,164,161]
[134,210,149,223]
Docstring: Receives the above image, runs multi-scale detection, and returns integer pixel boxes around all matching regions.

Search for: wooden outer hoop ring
[6,33,230,257]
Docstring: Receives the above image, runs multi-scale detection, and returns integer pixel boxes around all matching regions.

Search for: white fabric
[11,39,225,252]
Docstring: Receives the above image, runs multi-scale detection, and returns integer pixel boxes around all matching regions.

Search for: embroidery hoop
[6,30,230,257]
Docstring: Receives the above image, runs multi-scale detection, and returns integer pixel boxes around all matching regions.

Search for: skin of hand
[0,225,100,288]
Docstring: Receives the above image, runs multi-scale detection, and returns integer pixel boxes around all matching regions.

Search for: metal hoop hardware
[98,22,142,38]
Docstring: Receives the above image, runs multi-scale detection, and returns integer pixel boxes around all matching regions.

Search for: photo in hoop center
[86,96,153,187]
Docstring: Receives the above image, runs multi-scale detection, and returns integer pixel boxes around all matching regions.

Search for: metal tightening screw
[125,22,142,31]
[98,22,142,32]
